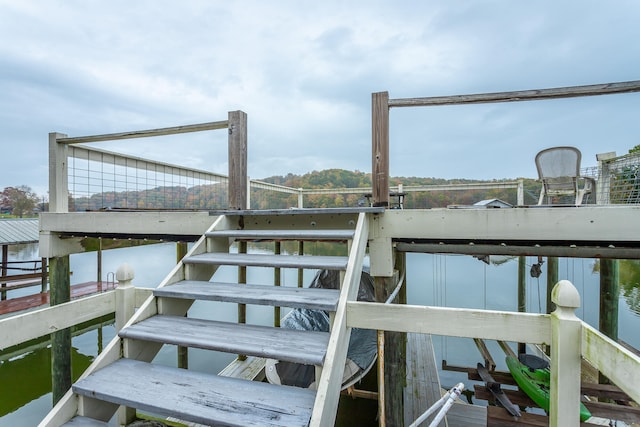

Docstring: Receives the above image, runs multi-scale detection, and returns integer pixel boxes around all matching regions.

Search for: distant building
[472,198,513,208]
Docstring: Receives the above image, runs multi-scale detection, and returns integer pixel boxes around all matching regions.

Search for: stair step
[119,315,329,365]
[206,228,354,241]
[155,280,340,311]
[73,358,315,427]
[61,417,109,427]
[183,252,349,270]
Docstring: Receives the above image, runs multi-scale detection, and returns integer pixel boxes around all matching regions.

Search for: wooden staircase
[41,209,372,427]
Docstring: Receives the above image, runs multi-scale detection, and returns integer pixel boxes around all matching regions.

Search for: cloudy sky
[1,1,639,197]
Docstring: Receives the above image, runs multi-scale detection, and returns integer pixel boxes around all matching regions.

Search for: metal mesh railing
[585,152,640,205]
[68,145,229,211]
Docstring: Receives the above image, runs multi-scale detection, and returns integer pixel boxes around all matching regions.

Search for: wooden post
[599,259,619,385]
[298,241,304,288]
[546,257,559,313]
[97,238,102,284]
[372,92,390,208]
[550,280,582,427]
[274,241,281,327]
[177,242,189,369]
[517,256,527,355]
[238,240,247,360]
[375,252,405,427]
[115,263,136,425]
[228,111,248,210]
[41,257,48,293]
[50,255,71,405]
[115,263,135,331]
[1,244,7,300]
[49,132,69,213]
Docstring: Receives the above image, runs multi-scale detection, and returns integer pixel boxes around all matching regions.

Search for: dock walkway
[0,281,116,316]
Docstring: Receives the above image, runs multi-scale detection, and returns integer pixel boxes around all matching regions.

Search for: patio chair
[535,146,595,205]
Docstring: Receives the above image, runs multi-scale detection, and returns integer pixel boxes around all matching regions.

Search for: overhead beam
[388,80,640,108]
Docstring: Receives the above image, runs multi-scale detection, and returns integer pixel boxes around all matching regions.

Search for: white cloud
[1,0,640,195]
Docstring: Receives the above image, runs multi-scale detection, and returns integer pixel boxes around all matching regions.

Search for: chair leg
[538,187,545,205]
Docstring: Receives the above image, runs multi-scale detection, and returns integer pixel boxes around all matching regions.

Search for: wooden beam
[57,121,228,144]
[372,91,389,208]
[228,110,248,210]
[388,80,640,108]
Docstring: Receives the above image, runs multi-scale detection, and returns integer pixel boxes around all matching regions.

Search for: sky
[1,0,639,198]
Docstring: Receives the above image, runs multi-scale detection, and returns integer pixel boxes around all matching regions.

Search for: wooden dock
[0,281,116,316]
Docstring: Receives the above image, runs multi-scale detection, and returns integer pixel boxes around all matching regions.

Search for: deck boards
[73,358,316,427]
[0,281,116,316]
[183,252,349,270]
[119,315,329,365]
[155,280,340,311]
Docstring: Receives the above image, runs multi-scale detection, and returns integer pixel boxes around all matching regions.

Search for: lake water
[1,242,638,426]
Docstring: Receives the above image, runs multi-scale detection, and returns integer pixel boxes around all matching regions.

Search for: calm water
[1,243,638,426]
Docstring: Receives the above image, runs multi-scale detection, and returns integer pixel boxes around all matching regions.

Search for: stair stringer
[309,212,370,427]
[38,214,234,427]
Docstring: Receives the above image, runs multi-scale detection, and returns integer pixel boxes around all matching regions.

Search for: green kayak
[506,354,591,422]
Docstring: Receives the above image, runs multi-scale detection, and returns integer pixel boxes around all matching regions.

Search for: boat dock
[2,81,640,426]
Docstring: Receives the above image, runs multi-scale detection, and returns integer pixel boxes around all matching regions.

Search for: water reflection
[0,346,93,417]
[620,260,640,316]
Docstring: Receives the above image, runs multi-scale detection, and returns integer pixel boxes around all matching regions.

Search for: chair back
[535,146,581,196]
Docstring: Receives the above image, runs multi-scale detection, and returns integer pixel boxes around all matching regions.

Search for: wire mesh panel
[68,146,229,211]
[602,153,640,204]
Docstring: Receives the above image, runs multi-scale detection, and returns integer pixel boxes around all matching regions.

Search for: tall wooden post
[228,111,247,210]
[375,251,405,427]
[517,256,527,355]
[49,132,69,213]
[546,257,559,313]
[599,259,619,384]
[372,92,390,208]
[50,255,71,405]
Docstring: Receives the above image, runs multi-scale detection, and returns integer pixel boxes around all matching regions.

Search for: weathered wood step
[72,358,315,427]
[155,280,340,311]
[60,417,109,426]
[119,314,329,365]
[206,228,354,241]
[183,252,349,270]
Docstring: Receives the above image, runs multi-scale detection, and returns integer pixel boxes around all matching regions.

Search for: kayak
[506,354,591,422]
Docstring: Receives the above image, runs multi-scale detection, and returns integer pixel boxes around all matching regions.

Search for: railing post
[550,280,582,426]
[596,152,616,205]
[49,132,69,213]
[228,111,247,210]
[372,92,390,208]
[115,263,135,331]
[298,188,304,208]
[517,178,525,205]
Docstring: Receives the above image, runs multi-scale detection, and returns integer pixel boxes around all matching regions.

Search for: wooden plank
[206,229,354,241]
[486,406,594,427]
[73,358,316,427]
[207,207,385,216]
[57,121,228,144]
[155,280,340,311]
[347,302,551,344]
[183,252,349,270]
[447,404,486,427]
[474,385,536,407]
[583,400,640,425]
[61,416,109,426]
[404,332,445,427]
[119,315,329,365]
[388,80,640,108]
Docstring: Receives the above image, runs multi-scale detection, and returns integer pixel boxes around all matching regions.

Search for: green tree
[1,186,40,217]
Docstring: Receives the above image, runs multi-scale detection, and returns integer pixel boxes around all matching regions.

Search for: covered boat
[265,269,377,389]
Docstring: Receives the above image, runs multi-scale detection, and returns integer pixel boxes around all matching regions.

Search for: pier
[1,81,640,426]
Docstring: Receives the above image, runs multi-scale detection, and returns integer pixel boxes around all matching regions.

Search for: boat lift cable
[384,269,406,304]
[407,382,465,427]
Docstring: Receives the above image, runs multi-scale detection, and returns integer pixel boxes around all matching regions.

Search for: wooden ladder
[44,210,372,427]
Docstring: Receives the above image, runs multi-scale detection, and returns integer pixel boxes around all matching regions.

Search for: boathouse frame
[1,80,640,426]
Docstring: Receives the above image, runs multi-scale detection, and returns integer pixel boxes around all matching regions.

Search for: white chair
[535,146,595,205]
